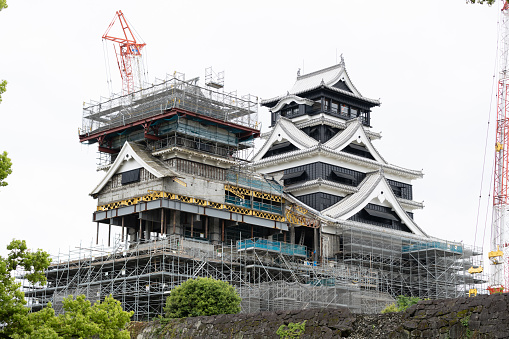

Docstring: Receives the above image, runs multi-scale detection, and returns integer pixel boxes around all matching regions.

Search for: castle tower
[79,73,290,246]
[253,62,425,240]
[250,62,483,299]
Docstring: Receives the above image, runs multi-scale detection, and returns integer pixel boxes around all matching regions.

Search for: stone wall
[129,293,509,338]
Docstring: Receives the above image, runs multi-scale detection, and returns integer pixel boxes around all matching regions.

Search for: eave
[251,145,423,180]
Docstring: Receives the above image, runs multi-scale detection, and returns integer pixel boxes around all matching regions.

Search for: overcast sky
[0,1,500,257]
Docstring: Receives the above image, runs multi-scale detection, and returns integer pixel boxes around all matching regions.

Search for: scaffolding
[82,71,259,168]
[81,72,258,137]
[70,66,487,321]
[23,222,485,319]
[335,225,486,302]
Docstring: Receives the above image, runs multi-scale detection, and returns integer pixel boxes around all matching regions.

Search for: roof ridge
[296,63,343,81]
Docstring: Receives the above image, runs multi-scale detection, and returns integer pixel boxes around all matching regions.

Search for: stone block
[402,320,418,330]
[417,320,430,331]
[469,320,481,331]
[388,329,410,339]
[489,300,507,313]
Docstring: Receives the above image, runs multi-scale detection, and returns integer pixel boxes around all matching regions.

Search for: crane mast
[102,10,146,96]
[490,0,509,294]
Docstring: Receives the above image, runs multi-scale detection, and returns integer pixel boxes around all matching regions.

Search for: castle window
[364,208,399,221]
[351,108,358,117]
[330,169,356,186]
[331,101,339,113]
[324,99,330,111]
[121,168,141,185]
[341,104,349,116]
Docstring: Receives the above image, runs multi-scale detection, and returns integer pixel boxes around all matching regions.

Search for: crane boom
[489,0,509,294]
[102,10,146,95]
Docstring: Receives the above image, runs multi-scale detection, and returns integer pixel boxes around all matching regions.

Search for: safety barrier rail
[225,196,283,214]
[224,184,284,202]
[402,241,463,254]
[236,238,307,257]
[226,172,283,193]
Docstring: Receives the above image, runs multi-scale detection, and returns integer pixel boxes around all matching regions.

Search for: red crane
[102,10,146,95]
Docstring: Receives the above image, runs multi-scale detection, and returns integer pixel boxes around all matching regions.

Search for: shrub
[396,295,421,311]
[381,295,422,313]
[381,303,399,314]
[163,277,241,318]
[276,320,306,339]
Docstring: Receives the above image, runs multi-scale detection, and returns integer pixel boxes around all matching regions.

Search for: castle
[25,62,485,319]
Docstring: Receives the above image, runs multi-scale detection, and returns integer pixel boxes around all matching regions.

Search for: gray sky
[0,1,499,256]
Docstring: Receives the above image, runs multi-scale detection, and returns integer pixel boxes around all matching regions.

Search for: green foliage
[396,295,421,311]
[0,150,12,187]
[16,295,133,339]
[466,0,496,4]
[0,79,6,103]
[163,277,241,318]
[0,239,51,338]
[57,295,133,339]
[381,295,422,314]
[461,314,473,338]
[276,320,306,339]
[0,240,131,338]
[381,303,399,314]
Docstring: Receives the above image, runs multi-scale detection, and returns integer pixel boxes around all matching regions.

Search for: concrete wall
[163,177,224,204]
[97,172,225,206]
[98,178,164,205]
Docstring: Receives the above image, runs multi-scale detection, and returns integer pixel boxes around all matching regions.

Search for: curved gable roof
[323,118,386,164]
[290,63,361,97]
[252,118,319,162]
[261,62,380,106]
[91,142,179,195]
[270,95,315,113]
[322,170,426,236]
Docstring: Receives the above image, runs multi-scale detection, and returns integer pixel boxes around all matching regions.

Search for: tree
[0,80,6,103]
[0,151,13,187]
[0,239,51,338]
[0,240,132,338]
[14,295,133,339]
[0,0,6,11]
[163,277,241,318]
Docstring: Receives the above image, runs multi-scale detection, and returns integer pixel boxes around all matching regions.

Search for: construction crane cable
[102,39,114,96]
[475,10,501,250]
[126,17,149,86]
[483,162,495,249]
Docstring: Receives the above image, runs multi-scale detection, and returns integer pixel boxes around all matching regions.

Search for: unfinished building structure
[25,63,485,320]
